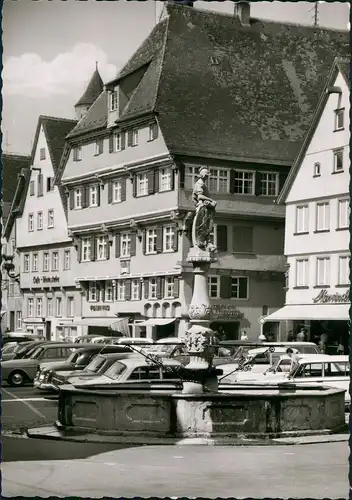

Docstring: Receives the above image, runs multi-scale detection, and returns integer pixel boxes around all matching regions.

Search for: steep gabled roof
[336,58,350,86]
[2,153,31,204]
[64,3,349,165]
[3,168,30,239]
[67,91,107,139]
[75,68,104,107]
[277,57,350,204]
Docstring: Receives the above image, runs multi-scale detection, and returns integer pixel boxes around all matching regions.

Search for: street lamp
[1,254,20,283]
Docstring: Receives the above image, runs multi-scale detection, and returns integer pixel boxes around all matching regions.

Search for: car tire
[8,370,27,387]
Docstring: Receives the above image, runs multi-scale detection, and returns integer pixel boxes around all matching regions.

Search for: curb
[24,426,350,447]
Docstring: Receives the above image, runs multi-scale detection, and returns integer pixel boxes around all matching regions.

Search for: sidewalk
[2,441,349,498]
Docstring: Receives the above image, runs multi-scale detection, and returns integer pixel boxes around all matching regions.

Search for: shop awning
[264,304,350,322]
[136,318,176,327]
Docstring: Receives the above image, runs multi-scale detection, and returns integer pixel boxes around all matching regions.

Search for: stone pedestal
[182,247,219,394]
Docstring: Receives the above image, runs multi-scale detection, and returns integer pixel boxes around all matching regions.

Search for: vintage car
[1,332,44,347]
[34,344,132,390]
[49,351,142,391]
[2,342,81,386]
[2,340,49,362]
[67,357,184,389]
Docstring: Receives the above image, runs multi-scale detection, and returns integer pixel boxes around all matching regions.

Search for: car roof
[75,345,132,354]
[94,352,139,360]
[296,354,349,364]
[111,357,182,368]
[41,342,87,348]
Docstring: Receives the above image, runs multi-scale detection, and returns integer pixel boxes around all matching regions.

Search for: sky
[2,0,350,155]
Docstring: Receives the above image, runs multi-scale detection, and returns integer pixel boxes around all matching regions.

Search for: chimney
[234,1,251,27]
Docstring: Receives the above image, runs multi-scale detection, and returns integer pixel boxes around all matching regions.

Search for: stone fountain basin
[27,382,346,443]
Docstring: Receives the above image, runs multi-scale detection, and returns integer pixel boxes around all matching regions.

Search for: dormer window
[109,90,118,112]
[94,139,104,156]
[40,148,46,160]
[313,162,321,177]
[148,123,159,142]
[334,108,344,131]
[73,146,82,162]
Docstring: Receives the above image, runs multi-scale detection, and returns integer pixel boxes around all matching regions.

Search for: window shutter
[38,174,43,197]
[108,181,113,204]
[130,233,136,256]
[96,185,101,206]
[173,277,180,298]
[147,170,155,195]
[144,279,149,299]
[132,176,137,197]
[139,280,143,300]
[173,228,179,252]
[90,238,96,261]
[216,225,228,252]
[115,234,121,258]
[229,170,236,194]
[170,169,175,191]
[156,277,163,299]
[220,276,231,299]
[142,230,147,254]
[154,169,160,193]
[278,172,287,195]
[153,123,159,139]
[77,239,82,263]
[179,163,185,189]
[69,190,74,210]
[127,131,133,147]
[121,177,127,201]
[232,227,253,253]
[121,132,126,150]
[109,134,114,153]
[155,227,163,253]
[82,186,89,208]
[254,172,262,196]
[106,238,110,260]
[125,280,132,300]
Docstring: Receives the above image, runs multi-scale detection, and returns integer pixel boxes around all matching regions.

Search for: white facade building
[16,116,83,340]
[265,58,350,352]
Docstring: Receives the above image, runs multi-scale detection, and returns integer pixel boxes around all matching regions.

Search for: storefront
[264,289,350,352]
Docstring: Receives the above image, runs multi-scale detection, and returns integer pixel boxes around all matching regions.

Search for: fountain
[27,169,347,444]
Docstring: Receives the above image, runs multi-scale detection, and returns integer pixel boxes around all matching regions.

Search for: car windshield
[2,342,19,353]
[85,356,106,373]
[104,361,127,380]
[22,346,41,358]
[67,352,79,363]
[28,346,45,359]
[296,345,319,354]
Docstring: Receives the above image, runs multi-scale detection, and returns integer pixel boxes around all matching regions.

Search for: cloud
[2,43,118,97]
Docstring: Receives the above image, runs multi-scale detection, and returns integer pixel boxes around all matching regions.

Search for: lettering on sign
[313,289,349,304]
[90,305,111,312]
[211,304,244,320]
[33,276,60,285]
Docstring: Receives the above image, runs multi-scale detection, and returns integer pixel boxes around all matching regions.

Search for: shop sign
[211,304,244,320]
[313,289,350,304]
[90,305,111,312]
[33,276,60,285]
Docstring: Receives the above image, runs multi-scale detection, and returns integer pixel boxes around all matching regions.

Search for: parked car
[49,351,142,391]
[224,354,350,409]
[34,344,132,390]
[2,342,80,386]
[1,332,44,347]
[218,346,298,380]
[92,336,130,345]
[68,357,183,389]
[2,340,50,362]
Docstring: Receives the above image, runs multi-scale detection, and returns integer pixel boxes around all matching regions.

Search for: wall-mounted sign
[90,305,111,312]
[313,289,349,304]
[211,304,244,320]
[33,276,60,285]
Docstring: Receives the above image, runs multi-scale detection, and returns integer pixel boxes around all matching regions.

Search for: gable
[286,69,349,204]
